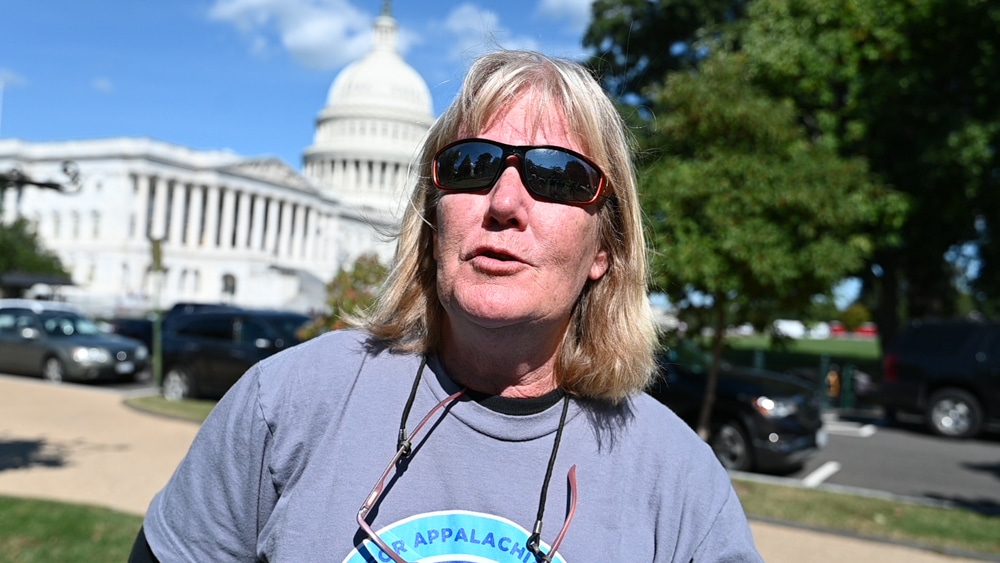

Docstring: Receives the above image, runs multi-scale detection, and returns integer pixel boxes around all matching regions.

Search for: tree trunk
[695,305,727,440]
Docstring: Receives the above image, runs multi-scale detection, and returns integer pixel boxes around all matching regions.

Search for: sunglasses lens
[524,148,602,203]
[434,141,504,190]
[433,140,604,204]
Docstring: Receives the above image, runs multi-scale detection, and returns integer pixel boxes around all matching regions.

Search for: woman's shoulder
[249,329,418,416]
[618,392,723,464]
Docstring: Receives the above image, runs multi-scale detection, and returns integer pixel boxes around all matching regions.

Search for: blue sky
[1,0,596,168]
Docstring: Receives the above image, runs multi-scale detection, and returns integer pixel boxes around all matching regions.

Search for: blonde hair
[362,50,658,402]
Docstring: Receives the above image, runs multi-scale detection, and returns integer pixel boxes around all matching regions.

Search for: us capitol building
[0,8,434,317]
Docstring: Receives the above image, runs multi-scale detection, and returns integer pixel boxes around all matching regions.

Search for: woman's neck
[438,320,564,398]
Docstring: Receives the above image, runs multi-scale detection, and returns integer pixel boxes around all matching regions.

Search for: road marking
[802,461,841,488]
[823,420,877,438]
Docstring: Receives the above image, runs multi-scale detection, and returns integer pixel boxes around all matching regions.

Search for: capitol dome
[303,4,434,218]
[325,14,432,117]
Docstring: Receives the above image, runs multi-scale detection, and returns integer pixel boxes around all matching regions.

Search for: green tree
[840,302,872,333]
[0,217,68,293]
[643,52,905,436]
[584,0,1000,350]
[298,253,388,340]
[740,0,1000,346]
[583,0,745,104]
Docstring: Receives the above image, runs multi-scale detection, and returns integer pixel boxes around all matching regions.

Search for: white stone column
[234,190,252,251]
[277,200,293,258]
[203,185,221,248]
[346,161,357,192]
[376,161,386,192]
[290,203,304,259]
[131,174,150,240]
[264,198,280,256]
[149,176,168,240]
[249,194,265,253]
[332,160,344,190]
[168,181,186,245]
[1,186,18,223]
[185,185,204,248]
[218,188,236,250]
[302,207,316,261]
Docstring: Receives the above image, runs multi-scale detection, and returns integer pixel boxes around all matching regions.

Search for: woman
[131,50,762,562]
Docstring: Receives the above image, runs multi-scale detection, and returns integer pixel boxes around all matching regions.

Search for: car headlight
[753,396,799,418]
[71,346,111,363]
[134,345,149,360]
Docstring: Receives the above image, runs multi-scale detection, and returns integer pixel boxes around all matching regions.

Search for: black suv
[648,341,824,473]
[881,319,1000,438]
[160,308,311,400]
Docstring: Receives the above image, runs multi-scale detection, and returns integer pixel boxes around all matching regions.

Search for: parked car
[0,299,149,383]
[160,308,311,400]
[108,303,239,352]
[648,340,825,473]
[161,302,240,330]
[108,316,154,350]
[881,319,1000,439]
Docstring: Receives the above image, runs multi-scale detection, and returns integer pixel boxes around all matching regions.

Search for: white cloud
[537,0,595,36]
[91,77,115,93]
[0,70,27,88]
[434,2,592,67]
[441,3,540,63]
[208,0,381,70]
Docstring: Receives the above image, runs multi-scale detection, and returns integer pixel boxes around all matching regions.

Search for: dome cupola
[302,1,434,217]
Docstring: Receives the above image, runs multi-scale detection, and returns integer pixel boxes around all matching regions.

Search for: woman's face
[433,94,609,334]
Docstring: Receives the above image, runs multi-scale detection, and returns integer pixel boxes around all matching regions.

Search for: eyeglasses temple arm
[547,465,578,558]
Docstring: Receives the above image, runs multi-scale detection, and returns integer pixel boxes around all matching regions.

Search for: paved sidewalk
[0,375,985,562]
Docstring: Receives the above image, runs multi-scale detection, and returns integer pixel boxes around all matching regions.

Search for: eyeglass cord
[396,357,572,563]
[526,393,570,563]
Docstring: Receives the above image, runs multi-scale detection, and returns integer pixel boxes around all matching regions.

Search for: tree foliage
[583,0,745,104]
[642,51,905,435]
[298,253,388,340]
[740,0,1000,344]
[0,216,68,280]
[586,0,1000,352]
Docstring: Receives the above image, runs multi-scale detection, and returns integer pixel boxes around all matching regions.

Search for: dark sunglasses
[432,138,606,205]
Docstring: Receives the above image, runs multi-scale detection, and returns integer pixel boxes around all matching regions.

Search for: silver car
[0,299,149,383]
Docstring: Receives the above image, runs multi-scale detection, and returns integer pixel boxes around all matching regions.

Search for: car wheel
[163,367,193,401]
[42,357,66,383]
[710,421,753,471]
[926,388,982,439]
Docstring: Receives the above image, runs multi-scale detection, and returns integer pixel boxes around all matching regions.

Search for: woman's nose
[485,155,531,226]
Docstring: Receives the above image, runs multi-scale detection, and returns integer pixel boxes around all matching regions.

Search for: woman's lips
[468,245,528,273]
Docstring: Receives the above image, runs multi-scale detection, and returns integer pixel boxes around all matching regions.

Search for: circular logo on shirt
[342,510,568,563]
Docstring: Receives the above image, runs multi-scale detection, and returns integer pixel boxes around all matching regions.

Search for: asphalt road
[790,412,1000,514]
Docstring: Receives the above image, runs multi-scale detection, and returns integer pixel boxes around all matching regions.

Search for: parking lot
[787,412,1000,514]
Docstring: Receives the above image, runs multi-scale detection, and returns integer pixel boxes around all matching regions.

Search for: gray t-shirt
[144,329,762,562]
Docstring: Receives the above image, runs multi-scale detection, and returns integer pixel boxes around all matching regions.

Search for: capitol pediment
[219,158,317,193]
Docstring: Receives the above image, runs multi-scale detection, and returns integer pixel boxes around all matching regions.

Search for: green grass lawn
[2,478,996,561]
[727,335,882,360]
[734,479,999,556]
[0,496,143,562]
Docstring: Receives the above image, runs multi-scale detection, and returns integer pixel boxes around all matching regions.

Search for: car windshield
[40,312,103,337]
